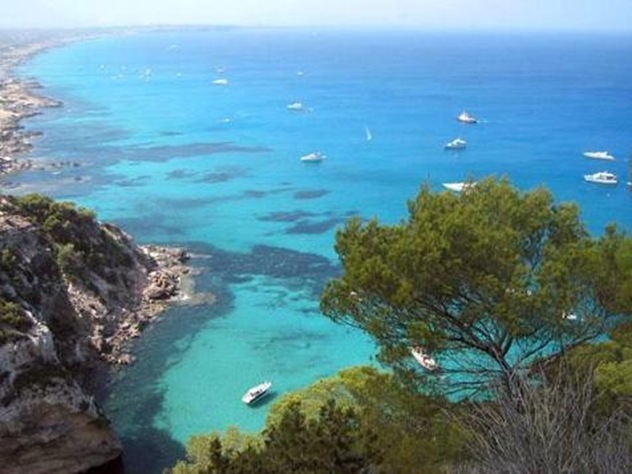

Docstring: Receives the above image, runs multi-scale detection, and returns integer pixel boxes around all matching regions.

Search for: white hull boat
[445,138,467,150]
[212,78,229,86]
[583,151,615,160]
[242,381,272,404]
[411,347,440,372]
[457,111,477,124]
[583,171,618,185]
[287,101,305,111]
[442,182,476,192]
[300,152,326,162]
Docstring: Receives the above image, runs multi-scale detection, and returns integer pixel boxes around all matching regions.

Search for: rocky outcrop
[0,194,191,473]
[0,78,63,175]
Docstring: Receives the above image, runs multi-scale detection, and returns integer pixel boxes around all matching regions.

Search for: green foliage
[269,366,465,472]
[170,397,383,474]
[170,367,467,474]
[593,228,632,314]
[0,300,29,329]
[11,193,135,283]
[561,321,632,416]
[54,242,79,274]
[14,194,97,247]
[0,246,18,269]
[320,177,632,394]
[170,177,632,473]
[0,298,32,344]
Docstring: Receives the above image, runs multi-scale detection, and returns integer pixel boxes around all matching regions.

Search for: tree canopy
[321,177,632,395]
[169,366,466,474]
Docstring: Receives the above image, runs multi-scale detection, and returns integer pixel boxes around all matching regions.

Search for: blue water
[8,28,632,472]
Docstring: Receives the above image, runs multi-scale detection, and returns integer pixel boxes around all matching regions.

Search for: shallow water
[9,28,632,472]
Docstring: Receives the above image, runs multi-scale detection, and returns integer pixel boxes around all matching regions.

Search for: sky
[1,0,631,33]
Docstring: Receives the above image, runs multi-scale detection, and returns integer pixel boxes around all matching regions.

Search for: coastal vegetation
[10,193,136,284]
[321,177,631,396]
[170,178,632,473]
[0,297,32,343]
[170,367,465,473]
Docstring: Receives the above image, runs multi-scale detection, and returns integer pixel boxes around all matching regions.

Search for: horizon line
[1,23,631,36]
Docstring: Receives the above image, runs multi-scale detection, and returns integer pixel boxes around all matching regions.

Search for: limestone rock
[0,195,191,472]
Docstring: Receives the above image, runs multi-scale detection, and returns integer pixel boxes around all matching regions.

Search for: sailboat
[365,125,372,141]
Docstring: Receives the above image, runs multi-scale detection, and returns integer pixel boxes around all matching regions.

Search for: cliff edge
[0,194,190,473]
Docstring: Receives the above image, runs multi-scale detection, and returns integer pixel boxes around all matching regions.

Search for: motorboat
[442,182,476,192]
[411,347,440,372]
[242,381,272,404]
[287,101,305,111]
[583,171,618,185]
[456,111,477,124]
[212,78,229,86]
[300,152,326,162]
[445,138,467,150]
[583,151,615,160]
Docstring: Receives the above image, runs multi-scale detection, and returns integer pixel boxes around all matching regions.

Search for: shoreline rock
[0,29,214,473]
[0,41,67,177]
[98,244,204,366]
[0,194,206,473]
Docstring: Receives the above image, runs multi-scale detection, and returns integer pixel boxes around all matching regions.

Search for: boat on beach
[242,381,272,404]
[583,171,618,185]
[442,182,476,192]
[300,152,326,162]
[583,151,615,160]
[411,347,440,372]
[445,137,467,150]
[456,111,477,124]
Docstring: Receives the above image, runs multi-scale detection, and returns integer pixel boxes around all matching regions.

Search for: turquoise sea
[6,28,632,472]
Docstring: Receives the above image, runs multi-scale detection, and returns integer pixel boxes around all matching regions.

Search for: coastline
[0,193,212,473]
[104,244,214,366]
[0,25,226,178]
[0,30,214,366]
[0,34,81,176]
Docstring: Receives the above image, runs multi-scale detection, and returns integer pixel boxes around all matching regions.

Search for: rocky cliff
[0,194,189,473]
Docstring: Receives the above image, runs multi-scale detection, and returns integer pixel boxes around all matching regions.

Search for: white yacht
[242,381,272,404]
[583,151,615,160]
[300,152,326,162]
[456,111,477,124]
[445,138,467,150]
[442,182,476,192]
[212,78,229,86]
[287,101,305,111]
[411,347,440,372]
[584,171,618,185]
